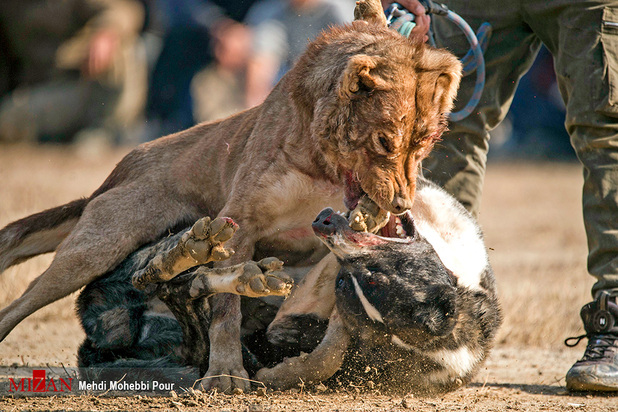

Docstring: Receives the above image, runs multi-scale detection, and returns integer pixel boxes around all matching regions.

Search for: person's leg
[525,0,618,391]
[144,25,212,140]
[424,0,541,217]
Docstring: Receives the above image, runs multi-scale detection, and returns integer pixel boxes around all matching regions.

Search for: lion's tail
[0,198,89,274]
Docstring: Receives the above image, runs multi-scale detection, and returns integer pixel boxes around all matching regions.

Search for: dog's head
[297,5,461,215]
[312,208,459,347]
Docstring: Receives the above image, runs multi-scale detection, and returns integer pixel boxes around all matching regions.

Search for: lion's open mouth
[344,171,364,210]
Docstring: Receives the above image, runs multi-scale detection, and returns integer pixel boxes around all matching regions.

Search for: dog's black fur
[76,177,501,394]
[76,228,298,379]
[310,203,501,394]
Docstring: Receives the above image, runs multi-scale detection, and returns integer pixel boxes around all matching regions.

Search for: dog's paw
[254,366,279,389]
[349,195,390,233]
[235,258,293,298]
[254,358,308,391]
[184,216,238,263]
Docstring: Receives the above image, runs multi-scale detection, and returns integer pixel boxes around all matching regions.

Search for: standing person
[244,0,350,107]
[385,0,618,391]
[0,0,146,145]
[142,0,260,141]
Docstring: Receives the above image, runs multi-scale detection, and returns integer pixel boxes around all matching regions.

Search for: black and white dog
[77,177,501,395]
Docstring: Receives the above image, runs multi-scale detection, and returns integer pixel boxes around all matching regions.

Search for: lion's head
[291,1,462,214]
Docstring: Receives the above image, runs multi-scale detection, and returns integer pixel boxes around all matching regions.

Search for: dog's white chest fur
[411,183,488,290]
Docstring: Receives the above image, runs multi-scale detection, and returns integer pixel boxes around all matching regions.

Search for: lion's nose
[391,196,413,214]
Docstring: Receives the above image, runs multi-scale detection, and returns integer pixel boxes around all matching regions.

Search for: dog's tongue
[379,215,398,238]
[344,171,363,210]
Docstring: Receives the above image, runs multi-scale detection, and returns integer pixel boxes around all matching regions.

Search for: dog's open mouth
[348,195,415,240]
[377,211,415,239]
[312,203,416,258]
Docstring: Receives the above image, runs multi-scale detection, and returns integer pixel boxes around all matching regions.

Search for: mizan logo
[9,369,73,393]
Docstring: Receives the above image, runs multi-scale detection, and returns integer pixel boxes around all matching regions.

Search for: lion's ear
[417,50,463,116]
[339,55,387,99]
[431,71,461,115]
[354,0,388,27]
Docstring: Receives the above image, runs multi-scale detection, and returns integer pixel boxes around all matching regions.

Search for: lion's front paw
[349,195,390,233]
[184,216,238,263]
[132,217,239,290]
[235,258,293,298]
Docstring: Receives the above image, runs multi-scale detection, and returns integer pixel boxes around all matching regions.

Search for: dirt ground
[0,144,616,411]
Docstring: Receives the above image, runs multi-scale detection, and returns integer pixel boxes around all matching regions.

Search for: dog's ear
[354,0,388,27]
[339,55,388,99]
[422,284,458,336]
[416,48,463,117]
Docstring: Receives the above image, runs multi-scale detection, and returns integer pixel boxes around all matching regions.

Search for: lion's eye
[378,135,392,153]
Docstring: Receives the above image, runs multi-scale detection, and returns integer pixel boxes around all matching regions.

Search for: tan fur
[0,0,461,392]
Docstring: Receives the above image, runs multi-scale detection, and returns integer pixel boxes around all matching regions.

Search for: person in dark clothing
[142,0,261,140]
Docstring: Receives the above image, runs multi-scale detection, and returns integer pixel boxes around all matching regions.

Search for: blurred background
[0,0,571,161]
[0,0,355,151]
[0,0,589,378]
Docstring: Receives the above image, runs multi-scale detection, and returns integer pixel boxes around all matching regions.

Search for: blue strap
[385,2,491,122]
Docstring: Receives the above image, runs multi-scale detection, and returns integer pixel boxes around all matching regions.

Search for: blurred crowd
[0,0,569,160]
[0,0,354,148]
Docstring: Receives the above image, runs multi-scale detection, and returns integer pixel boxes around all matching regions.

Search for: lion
[0,0,461,392]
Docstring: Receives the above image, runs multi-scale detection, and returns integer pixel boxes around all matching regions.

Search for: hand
[212,20,252,72]
[83,29,119,77]
[382,0,431,42]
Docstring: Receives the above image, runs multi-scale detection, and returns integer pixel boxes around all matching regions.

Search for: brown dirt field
[0,144,616,411]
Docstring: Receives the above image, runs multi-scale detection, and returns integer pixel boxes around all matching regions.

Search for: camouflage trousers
[423,0,618,295]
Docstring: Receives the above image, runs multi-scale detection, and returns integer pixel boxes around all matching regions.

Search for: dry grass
[0,145,592,366]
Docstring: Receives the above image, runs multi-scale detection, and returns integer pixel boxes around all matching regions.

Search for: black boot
[565,291,618,392]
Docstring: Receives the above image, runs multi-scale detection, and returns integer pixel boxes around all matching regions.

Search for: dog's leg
[153,258,293,380]
[153,278,213,374]
[0,188,197,342]
[255,308,350,390]
[267,253,339,348]
[132,217,238,289]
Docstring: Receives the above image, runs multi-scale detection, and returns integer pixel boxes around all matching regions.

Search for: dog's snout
[312,208,336,236]
[391,196,413,214]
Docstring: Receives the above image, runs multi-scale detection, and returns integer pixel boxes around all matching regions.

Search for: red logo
[9,369,72,392]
